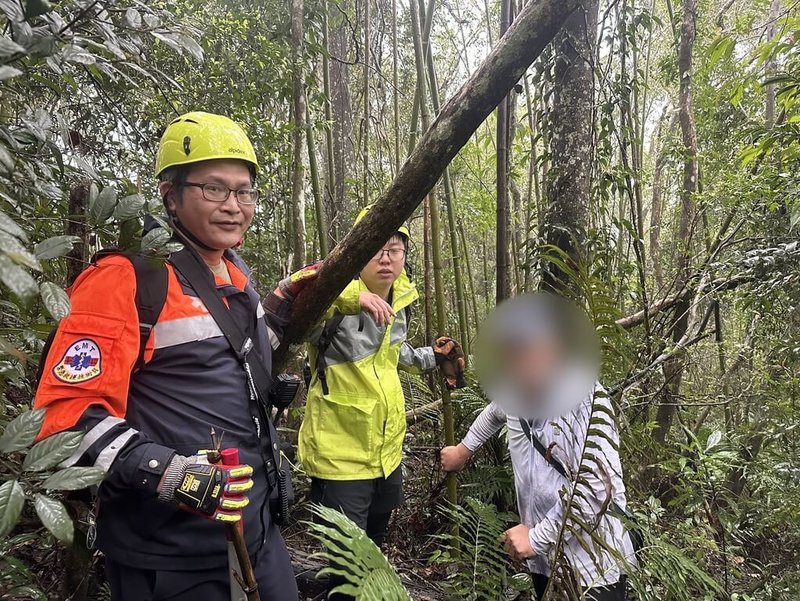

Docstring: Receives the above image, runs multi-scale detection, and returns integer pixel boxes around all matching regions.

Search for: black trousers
[310,466,403,548]
[105,523,298,601]
[532,573,627,601]
[311,467,403,600]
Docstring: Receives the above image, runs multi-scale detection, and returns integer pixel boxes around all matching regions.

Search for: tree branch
[273,0,582,367]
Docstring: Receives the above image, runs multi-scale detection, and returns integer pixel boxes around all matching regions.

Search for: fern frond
[307,504,411,601]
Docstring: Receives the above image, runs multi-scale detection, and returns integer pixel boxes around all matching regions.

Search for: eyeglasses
[182,182,259,206]
[372,248,406,262]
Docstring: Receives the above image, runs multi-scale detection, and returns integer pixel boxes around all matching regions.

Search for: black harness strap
[315,314,346,396]
[169,248,289,525]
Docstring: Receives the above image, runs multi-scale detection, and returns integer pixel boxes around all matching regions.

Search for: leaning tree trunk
[653,0,698,446]
[540,0,599,294]
[274,0,582,364]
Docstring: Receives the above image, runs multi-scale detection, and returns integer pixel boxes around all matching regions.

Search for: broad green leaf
[0,480,25,538]
[33,494,72,543]
[25,0,53,19]
[0,254,38,298]
[0,65,23,80]
[113,194,145,221]
[125,7,141,28]
[3,585,46,600]
[0,35,25,57]
[42,467,105,491]
[140,227,171,253]
[0,0,23,21]
[706,430,722,451]
[0,232,40,269]
[34,235,79,260]
[61,45,95,65]
[88,186,117,225]
[39,281,70,320]
[23,430,83,472]
[0,410,44,453]
[0,211,26,241]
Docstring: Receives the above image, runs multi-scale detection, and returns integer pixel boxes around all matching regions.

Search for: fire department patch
[53,338,102,384]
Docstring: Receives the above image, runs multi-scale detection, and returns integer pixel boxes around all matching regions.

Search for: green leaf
[39,281,70,320]
[34,235,79,260]
[0,35,25,57]
[88,186,117,225]
[0,65,23,80]
[125,7,142,28]
[0,0,24,21]
[61,45,95,65]
[0,409,44,453]
[112,194,145,221]
[0,211,26,241]
[0,480,25,538]
[23,430,84,472]
[140,227,171,253]
[42,467,105,491]
[0,254,38,298]
[33,494,72,543]
[25,0,52,19]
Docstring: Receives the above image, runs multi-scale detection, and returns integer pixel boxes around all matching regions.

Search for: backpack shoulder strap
[314,313,346,395]
[35,252,167,385]
[129,255,168,370]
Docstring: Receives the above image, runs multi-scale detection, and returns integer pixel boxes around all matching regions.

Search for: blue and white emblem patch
[53,338,102,384]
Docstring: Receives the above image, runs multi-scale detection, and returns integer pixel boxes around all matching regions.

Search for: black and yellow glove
[159,456,254,523]
[277,261,323,300]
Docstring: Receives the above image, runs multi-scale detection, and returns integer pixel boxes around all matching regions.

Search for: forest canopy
[1,0,800,599]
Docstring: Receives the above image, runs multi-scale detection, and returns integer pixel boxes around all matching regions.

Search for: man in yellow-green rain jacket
[296,206,464,572]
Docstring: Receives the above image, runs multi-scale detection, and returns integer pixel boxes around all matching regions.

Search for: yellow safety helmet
[155,111,258,177]
[355,204,410,240]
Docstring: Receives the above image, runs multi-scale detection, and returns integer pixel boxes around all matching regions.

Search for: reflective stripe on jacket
[34,251,290,570]
[298,271,435,480]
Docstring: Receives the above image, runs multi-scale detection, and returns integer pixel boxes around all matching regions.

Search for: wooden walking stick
[208,431,261,601]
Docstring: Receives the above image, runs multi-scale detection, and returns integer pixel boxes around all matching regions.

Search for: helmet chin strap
[164,200,223,253]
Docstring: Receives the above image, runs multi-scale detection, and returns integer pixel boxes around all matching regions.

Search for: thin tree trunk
[653,0,698,446]
[540,0,599,294]
[649,110,674,292]
[419,0,470,355]
[361,0,371,207]
[306,96,329,257]
[321,6,338,247]
[392,0,400,175]
[409,0,457,507]
[765,0,780,129]
[495,0,512,303]
[290,0,307,270]
[330,7,354,237]
[66,180,90,286]
[459,219,481,340]
[273,0,583,362]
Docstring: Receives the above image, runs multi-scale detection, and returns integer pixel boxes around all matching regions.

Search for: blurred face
[160,159,255,253]
[501,337,563,403]
[360,235,406,293]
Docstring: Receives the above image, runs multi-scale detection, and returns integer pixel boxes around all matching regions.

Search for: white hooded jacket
[461,387,636,588]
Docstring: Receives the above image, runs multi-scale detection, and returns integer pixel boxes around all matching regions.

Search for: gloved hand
[433,336,467,390]
[277,261,323,300]
[158,455,254,523]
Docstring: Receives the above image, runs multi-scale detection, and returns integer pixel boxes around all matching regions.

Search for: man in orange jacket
[34,112,307,600]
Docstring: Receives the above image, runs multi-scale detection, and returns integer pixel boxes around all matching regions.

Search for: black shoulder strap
[314,314,346,395]
[130,255,168,371]
[519,418,569,479]
[35,252,167,385]
[169,248,274,400]
[518,417,638,529]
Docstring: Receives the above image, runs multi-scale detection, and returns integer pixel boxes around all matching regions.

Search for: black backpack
[36,252,168,384]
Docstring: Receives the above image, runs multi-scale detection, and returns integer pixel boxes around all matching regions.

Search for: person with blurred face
[440,294,635,601]
[297,205,464,600]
